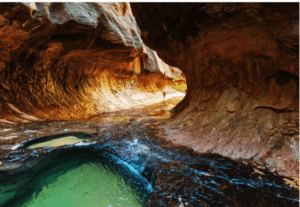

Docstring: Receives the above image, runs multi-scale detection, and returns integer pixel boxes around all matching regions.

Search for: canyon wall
[0,2,298,181]
[0,3,184,124]
[131,3,299,178]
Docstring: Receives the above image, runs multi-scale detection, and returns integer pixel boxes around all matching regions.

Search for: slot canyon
[0,3,299,207]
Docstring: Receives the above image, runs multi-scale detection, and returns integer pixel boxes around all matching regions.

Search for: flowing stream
[0,98,298,207]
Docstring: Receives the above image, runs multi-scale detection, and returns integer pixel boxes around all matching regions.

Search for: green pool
[0,149,152,207]
[26,134,89,149]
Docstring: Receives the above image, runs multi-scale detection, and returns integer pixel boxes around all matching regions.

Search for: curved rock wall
[131,3,299,178]
[0,3,184,124]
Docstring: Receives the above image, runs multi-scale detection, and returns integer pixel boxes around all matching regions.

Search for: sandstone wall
[131,3,299,178]
[0,3,183,124]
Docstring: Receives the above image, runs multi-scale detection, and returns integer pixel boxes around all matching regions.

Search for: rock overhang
[130,3,299,179]
[0,2,186,123]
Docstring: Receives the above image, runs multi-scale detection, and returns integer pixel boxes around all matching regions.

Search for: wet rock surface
[0,2,298,206]
[0,99,299,207]
[130,3,299,179]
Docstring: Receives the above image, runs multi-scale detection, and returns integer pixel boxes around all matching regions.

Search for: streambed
[0,99,299,207]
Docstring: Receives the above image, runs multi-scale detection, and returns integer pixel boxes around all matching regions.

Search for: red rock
[131,3,299,180]
[0,3,185,122]
[12,20,20,27]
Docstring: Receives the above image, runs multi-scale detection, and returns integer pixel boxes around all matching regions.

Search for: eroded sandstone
[0,1,298,190]
[0,3,185,124]
[131,3,299,179]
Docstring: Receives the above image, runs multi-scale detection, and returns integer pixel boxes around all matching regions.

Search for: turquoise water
[0,150,152,207]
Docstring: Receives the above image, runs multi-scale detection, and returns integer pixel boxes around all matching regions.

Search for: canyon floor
[0,94,298,207]
[0,3,298,207]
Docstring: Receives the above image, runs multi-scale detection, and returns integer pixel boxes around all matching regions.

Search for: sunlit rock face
[0,3,185,124]
[131,3,299,178]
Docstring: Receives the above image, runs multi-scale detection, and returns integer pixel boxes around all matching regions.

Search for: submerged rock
[0,117,298,207]
[0,3,298,204]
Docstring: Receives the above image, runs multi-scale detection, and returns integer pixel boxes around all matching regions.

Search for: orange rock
[12,20,20,27]
[0,3,185,123]
[131,3,299,180]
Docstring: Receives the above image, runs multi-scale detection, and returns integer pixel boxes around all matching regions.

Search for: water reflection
[0,148,152,207]
[0,118,298,207]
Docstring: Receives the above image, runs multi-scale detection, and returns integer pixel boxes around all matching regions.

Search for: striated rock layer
[0,3,185,124]
[131,3,299,178]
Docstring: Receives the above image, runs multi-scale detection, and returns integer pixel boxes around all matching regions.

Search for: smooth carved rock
[130,3,299,179]
[0,3,184,123]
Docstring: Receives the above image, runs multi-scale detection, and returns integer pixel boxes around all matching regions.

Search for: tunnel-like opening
[0,2,187,124]
[0,2,299,206]
[0,3,186,206]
